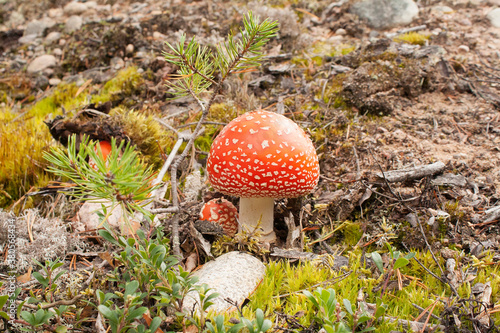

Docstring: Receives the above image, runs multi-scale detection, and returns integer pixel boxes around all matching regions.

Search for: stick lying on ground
[376,161,445,183]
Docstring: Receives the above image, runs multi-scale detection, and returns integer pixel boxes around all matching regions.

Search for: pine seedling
[163,11,279,111]
[43,135,157,231]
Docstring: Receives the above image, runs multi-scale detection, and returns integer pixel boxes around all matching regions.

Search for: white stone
[183,252,266,313]
[64,2,88,15]
[77,200,140,234]
[53,48,63,56]
[48,8,64,18]
[153,31,167,40]
[458,45,469,53]
[27,54,57,73]
[49,78,61,86]
[65,15,83,33]
[335,28,347,35]
[85,1,98,9]
[487,8,500,28]
[24,20,47,36]
[8,11,26,27]
[432,6,454,14]
[45,31,61,43]
[126,43,134,54]
[19,35,39,44]
[350,0,419,29]
[59,38,67,46]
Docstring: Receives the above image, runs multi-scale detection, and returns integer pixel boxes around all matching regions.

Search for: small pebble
[457,45,469,53]
[110,57,124,70]
[153,31,166,40]
[53,48,63,56]
[45,31,61,43]
[126,43,134,55]
[65,15,83,33]
[64,2,88,15]
[48,8,63,18]
[59,39,66,46]
[49,78,61,86]
[335,28,347,35]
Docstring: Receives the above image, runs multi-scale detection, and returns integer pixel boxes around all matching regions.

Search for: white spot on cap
[233,139,239,144]
[247,144,253,149]
[250,129,258,134]
[262,140,269,149]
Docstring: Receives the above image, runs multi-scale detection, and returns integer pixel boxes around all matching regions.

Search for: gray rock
[110,57,125,70]
[24,20,47,36]
[183,252,266,313]
[351,0,419,29]
[45,31,61,43]
[487,8,500,28]
[7,11,25,27]
[65,15,83,33]
[64,2,88,15]
[34,75,49,89]
[19,34,40,44]
[27,54,57,73]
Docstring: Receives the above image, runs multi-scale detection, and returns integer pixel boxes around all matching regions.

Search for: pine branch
[43,136,157,217]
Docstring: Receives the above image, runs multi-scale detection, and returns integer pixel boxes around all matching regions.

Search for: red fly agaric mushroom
[89,141,112,171]
[206,110,320,242]
[200,198,239,236]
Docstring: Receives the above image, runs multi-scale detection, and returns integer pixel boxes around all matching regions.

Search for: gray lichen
[0,209,85,273]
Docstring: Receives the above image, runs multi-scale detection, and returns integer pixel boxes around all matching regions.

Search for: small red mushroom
[89,141,112,171]
[200,198,239,237]
[206,110,320,242]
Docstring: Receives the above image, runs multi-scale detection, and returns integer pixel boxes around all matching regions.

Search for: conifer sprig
[163,11,279,103]
[43,136,156,217]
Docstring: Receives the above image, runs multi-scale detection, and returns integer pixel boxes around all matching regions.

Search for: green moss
[0,107,53,208]
[111,107,175,169]
[91,66,143,104]
[394,32,430,46]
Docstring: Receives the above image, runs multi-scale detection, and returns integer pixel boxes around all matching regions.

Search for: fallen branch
[482,205,500,224]
[19,294,84,310]
[376,161,445,183]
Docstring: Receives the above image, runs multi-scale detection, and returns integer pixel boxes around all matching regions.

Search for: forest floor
[1,0,500,332]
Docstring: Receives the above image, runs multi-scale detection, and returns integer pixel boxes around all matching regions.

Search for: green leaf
[260,319,272,332]
[20,311,36,326]
[371,252,384,274]
[99,229,119,245]
[124,280,140,297]
[0,295,9,309]
[98,305,118,324]
[393,257,409,270]
[55,325,68,333]
[32,272,49,287]
[149,316,162,333]
[405,252,416,260]
[343,299,353,315]
[127,307,147,321]
[53,271,66,283]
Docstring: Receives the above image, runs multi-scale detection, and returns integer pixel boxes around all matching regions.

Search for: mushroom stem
[239,197,276,242]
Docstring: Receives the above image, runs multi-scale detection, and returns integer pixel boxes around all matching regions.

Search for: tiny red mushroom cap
[89,141,112,171]
[200,198,239,236]
[206,110,320,198]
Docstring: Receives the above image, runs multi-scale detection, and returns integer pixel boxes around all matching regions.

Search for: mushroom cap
[207,110,320,198]
[89,141,112,170]
[200,198,238,236]
[99,141,112,157]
